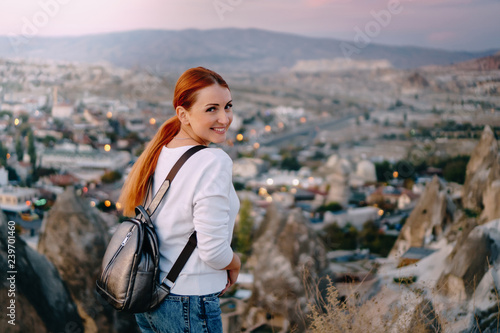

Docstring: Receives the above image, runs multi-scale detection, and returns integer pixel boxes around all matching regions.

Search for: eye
[225,103,233,110]
[206,107,216,112]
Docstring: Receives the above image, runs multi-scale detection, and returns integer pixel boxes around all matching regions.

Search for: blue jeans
[135,293,223,333]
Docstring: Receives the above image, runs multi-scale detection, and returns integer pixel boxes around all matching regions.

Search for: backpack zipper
[101,229,134,286]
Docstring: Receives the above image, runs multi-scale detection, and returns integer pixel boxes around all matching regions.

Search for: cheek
[197,117,212,128]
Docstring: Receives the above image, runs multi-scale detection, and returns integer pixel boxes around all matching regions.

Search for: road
[260,115,356,147]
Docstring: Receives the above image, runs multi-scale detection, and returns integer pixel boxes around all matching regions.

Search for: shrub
[317,202,343,213]
[321,223,358,250]
[359,221,398,257]
[101,170,122,184]
[234,199,254,262]
[464,208,480,218]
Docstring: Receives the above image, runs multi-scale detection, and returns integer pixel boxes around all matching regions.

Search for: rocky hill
[0,28,497,72]
[449,51,500,71]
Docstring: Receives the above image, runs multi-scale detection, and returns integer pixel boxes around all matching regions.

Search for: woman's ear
[176,106,190,125]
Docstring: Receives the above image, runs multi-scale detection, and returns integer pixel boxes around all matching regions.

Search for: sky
[0,0,499,52]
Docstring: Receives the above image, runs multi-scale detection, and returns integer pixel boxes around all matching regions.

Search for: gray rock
[481,154,500,223]
[37,186,138,333]
[462,125,499,216]
[0,212,84,333]
[437,219,500,300]
[389,176,453,258]
[324,155,352,207]
[243,203,328,331]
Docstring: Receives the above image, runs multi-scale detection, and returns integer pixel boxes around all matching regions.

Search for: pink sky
[0,0,498,51]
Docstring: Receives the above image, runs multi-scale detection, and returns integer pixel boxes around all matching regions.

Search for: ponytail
[118,116,181,216]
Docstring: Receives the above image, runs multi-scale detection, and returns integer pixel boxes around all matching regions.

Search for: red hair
[119,67,229,216]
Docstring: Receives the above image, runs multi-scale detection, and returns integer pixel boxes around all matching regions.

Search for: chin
[208,132,227,143]
[211,137,226,144]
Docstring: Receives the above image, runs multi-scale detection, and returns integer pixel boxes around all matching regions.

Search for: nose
[218,111,229,125]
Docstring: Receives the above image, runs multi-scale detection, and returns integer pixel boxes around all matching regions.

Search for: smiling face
[177,84,233,145]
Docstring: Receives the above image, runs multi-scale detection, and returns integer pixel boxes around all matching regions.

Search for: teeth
[213,128,225,133]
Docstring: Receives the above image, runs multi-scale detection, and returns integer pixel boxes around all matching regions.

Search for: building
[40,149,131,171]
[124,116,146,132]
[0,101,25,113]
[52,103,74,118]
[233,158,265,179]
[0,186,38,213]
[51,86,74,118]
[0,167,7,186]
[323,206,380,230]
[367,186,419,209]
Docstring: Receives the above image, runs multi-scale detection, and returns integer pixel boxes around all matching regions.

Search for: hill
[0,28,497,73]
[448,51,500,71]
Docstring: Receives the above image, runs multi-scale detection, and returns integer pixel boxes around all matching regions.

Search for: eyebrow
[205,100,232,107]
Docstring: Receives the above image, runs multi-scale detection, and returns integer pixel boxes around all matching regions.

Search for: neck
[171,128,209,147]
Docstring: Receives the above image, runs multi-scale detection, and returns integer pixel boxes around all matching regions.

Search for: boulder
[389,176,453,258]
[243,203,328,331]
[0,213,84,333]
[37,186,138,333]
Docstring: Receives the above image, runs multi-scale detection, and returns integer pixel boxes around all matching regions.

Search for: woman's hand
[220,253,241,296]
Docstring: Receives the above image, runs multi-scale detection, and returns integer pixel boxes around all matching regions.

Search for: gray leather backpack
[96,145,206,313]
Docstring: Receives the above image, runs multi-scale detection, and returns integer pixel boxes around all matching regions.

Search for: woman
[119,67,241,333]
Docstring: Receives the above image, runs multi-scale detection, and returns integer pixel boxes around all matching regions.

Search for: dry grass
[296,254,500,333]
[307,277,444,333]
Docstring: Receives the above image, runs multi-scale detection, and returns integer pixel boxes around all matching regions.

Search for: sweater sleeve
[192,150,234,270]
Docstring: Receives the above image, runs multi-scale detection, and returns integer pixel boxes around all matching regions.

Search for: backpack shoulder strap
[146,145,207,216]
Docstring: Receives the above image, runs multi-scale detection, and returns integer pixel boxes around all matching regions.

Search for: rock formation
[462,125,499,220]
[0,213,84,333]
[355,159,377,184]
[436,219,500,332]
[325,155,352,207]
[433,126,500,302]
[37,187,138,333]
[403,72,430,90]
[243,203,328,331]
[449,51,500,71]
[389,176,454,258]
[481,152,500,223]
[436,220,496,300]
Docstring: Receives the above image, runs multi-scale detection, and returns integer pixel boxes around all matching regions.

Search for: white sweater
[152,145,240,295]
